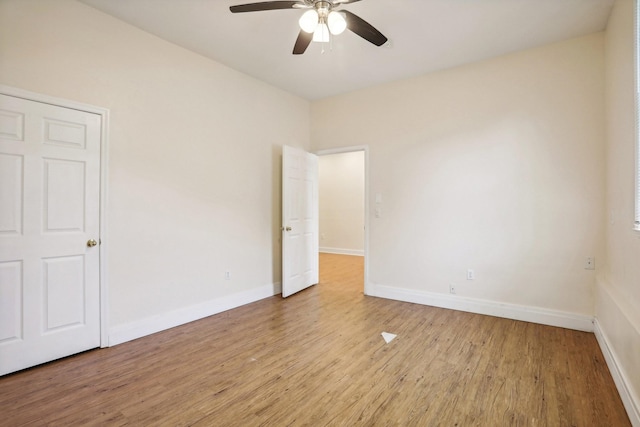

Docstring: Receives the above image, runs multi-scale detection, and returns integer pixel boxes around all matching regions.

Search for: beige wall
[319,151,365,255]
[601,0,640,417]
[312,34,605,315]
[0,0,310,328]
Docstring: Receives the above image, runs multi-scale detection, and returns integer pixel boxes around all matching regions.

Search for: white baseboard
[594,319,640,427]
[108,282,282,346]
[368,284,594,332]
[319,247,364,256]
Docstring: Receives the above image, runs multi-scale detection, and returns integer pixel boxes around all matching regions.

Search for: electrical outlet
[585,257,595,270]
[225,271,231,280]
[449,283,456,294]
[467,269,475,280]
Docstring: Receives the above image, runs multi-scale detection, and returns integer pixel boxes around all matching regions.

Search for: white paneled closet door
[0,94,101,376]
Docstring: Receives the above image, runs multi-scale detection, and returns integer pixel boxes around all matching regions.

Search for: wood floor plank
[0,253,630,426]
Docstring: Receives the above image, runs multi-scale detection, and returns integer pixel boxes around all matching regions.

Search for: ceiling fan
[229,0,388,55]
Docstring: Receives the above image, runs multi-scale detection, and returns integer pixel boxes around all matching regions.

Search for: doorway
[317,147,368,293]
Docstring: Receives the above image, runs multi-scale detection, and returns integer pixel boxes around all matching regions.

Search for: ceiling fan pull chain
[321,30,328,54]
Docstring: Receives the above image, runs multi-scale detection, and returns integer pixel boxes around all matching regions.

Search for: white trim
[0,85,108,115]
[319,247,364,256]
[363,147,370,295]
[315,145,370,294]
[369,284,594,332]
[635,0,640,232]
[0,85,111,348]
[316,145,368,156]
[594,319,640,427]
[99,109,110,348]
[108,282,282,346]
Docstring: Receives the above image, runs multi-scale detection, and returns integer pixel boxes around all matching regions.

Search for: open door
[282,145,318,298]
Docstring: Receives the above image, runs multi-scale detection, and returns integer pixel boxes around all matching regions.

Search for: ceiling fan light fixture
[299,9,319,33]
[230,0,388,55]
[312,22,330,42]
[327,11,346,35]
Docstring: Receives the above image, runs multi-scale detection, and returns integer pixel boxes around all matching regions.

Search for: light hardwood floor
[0,253,630,426]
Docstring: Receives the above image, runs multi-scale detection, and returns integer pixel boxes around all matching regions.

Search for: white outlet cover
[381,332,397,344]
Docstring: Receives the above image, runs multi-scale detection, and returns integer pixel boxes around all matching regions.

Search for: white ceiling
[79,0,614,100]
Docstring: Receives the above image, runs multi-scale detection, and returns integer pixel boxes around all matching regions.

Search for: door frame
[0,85,110,348]
[315,145,370,296]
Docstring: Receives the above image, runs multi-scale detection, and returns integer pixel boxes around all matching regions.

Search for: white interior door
[282,145,318,298]
[0,94,101,376]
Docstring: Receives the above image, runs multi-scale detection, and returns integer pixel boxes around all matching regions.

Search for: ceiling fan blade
[293,30,313,55]
[334,0,362,4]
[343,10,388,47]
[230,1,301,13]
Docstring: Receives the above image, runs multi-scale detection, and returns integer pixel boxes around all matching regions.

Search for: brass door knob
[87,239,98,247]
[285,227,292,231]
